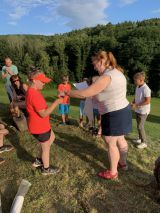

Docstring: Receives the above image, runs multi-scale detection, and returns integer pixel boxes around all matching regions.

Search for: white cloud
[6,0,109,29]
[9,6,28,21]
[57,0,109,29]
[6,0,56,24]
[8,21,17,26]
[152,8,160,14]
[119,0,137,6]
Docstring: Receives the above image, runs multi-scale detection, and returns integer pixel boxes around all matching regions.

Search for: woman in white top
[66,51,132,180]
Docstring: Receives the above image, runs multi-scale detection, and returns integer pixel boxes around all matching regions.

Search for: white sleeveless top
[95,68,129,115]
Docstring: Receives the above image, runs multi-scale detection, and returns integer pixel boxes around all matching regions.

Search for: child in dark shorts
[26,68,63,175]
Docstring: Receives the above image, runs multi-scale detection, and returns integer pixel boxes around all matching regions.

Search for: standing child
[132,72,151,149]
[26,68,63,175]
[58,75,71,125]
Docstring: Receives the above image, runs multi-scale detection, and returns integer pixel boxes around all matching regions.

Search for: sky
[0,0,160,35]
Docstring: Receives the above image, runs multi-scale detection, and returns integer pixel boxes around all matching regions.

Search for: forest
[0,18,160,96]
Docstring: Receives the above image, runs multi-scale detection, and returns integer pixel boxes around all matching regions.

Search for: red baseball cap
[31,73,51,83]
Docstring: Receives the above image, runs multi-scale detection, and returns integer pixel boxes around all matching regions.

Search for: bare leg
[40,131,55,168]
[117,136,128,165]
[61,114,66,123]
[0,124,9,147]
[97,115,102,135]
[105,136,119,174]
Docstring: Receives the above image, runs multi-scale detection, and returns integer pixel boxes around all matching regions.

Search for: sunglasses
[13,79,19,83]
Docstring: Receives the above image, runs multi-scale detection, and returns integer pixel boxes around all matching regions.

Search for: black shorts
[33,129,51,143]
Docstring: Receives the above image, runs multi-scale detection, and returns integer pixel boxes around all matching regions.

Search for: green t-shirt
[1,65,18,85]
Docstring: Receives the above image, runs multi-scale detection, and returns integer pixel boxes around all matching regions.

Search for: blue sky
[0,0,160,35]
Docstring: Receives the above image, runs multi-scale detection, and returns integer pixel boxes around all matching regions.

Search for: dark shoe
[32,158,43,168]
[41,166,60,175]
[0,157,5,165]
[0,145,14,154]
[59,122,66,126]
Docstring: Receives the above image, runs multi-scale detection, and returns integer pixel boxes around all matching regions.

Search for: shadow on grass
[1,179,18,213]
[7,128,33,163]
[55,131,108,171]
[56,135,160,211]
[48,203,72,213]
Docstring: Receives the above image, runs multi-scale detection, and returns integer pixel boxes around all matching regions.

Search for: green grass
[0,83,160,213]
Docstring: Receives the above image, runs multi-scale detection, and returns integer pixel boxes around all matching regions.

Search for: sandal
[98,170,118,180]
[118,162,128,171]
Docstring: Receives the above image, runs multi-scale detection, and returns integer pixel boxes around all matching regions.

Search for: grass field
[0,82,160,213]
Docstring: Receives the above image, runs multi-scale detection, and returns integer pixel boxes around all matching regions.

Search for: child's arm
[136,97,151,107]
[37,98,63,118]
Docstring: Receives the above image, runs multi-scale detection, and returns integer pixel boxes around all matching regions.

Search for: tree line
[0,18,160,96]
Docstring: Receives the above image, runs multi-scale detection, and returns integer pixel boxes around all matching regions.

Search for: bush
[127,83,135,95]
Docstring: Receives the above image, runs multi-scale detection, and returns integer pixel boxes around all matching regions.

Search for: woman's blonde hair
[92,51,123,72]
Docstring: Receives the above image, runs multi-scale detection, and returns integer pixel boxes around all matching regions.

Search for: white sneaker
[133,139,141,144]
[137,143,147,149]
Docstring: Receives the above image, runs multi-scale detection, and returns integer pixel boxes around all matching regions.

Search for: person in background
[57,75,71,125]
[79,78,89,128]
[1,57,18,102]
[65,51,132,180]
[0,124,14,165]
[10,74,28,118]
[26,67,63,175]
[91,76,102,137]
[131,72,151,149]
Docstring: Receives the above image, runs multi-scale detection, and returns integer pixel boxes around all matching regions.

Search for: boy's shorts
[59,104,70,115]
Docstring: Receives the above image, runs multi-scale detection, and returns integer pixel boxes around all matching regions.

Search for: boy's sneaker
[0,157,5,165]
[137,143,147,149]
[0,145,14,154]
[59,122,66,126]
[41,166,60,176]
[32,158,43,168]
[133,139,141,144]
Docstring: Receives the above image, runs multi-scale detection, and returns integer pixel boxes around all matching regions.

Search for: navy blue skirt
[101,105,132,136]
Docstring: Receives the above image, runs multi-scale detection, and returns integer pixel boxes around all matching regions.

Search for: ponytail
[107,52,123,72]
